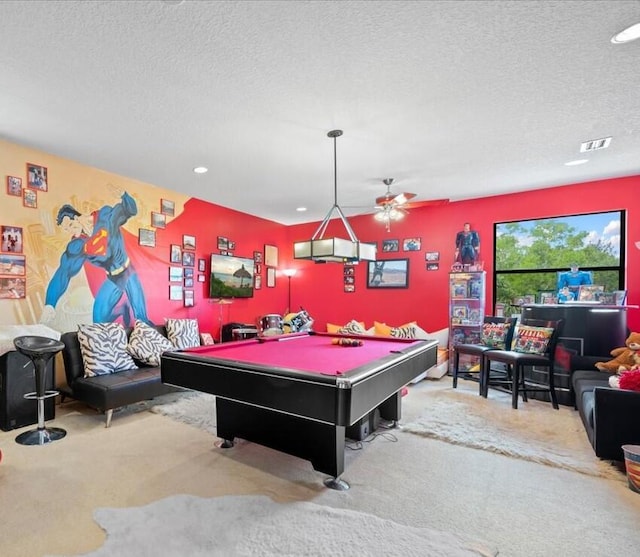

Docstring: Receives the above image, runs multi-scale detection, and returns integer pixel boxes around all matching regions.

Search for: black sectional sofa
[571,354,640,461]
[59,325,180,427]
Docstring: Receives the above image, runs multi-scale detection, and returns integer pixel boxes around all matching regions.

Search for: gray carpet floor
[1,376,639,556]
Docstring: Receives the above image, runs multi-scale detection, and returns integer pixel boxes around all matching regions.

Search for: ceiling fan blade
[374,191,416,206]
[404,198,449,209]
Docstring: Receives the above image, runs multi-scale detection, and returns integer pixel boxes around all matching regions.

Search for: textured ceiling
[1,0,639,225]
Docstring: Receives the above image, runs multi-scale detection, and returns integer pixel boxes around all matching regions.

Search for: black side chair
[452,316,515,395]
[13,335,66,445]
[482,318,564,409]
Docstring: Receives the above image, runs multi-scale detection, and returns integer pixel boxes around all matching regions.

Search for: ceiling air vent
[580,137,612,152]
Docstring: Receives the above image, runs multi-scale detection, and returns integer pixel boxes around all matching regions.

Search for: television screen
[209,254,255,298]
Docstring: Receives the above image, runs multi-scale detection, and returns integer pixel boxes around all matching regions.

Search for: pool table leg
[215,397,346,482]
[377,391,402,426]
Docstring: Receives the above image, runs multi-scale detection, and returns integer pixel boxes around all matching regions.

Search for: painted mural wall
[0,139,289,338]
[3,138,639,341]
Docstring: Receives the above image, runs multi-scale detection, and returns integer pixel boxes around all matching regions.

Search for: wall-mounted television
[210,254,255,299]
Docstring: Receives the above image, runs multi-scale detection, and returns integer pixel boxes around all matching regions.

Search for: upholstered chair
[452,316,515,396]
[482,318,564,409]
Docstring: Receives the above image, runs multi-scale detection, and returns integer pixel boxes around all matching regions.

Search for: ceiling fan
[373,178,448,231]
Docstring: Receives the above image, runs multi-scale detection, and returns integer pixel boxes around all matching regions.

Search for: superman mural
[40,189,151,326]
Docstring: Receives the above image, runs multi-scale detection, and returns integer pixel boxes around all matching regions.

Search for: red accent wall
[285,176,640,333]
[145,198,289,339]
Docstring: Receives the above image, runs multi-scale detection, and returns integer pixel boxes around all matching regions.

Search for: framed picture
[184,267,194,278]
[366,259,409,289]
[6,176,22,196]
[425,251,440,261]
[344,266,354,276]
[169,284,183,301]
[452,305,468,319]
[217,236,228,250]
[254,274,262,289]
[184,289,194,307]
[264,244,278,267]
[197,274,206,283]
[228,241,236,250]
[253,251,262,263]
[266,267,276,287]
[161,198,175,216]
[169,266,183,282]
[344,275,355,285]
[539,291,556,304]
[170,244,182,263]
[344,284,355,293]
[0,276,26,299]
[138,228,156,247]
[184,277,194,288]
[1,226,23,253]
[183,234,196,250]
[151,211,166,228]
[198,258,206,272]
[22,188,37,209]
[426,263,439,271]
[26,163,48,191]
[182,251,195,267]
[577,285,604,301]
[0,254,26,275]
[255,263,262,275]
[403,238,421,251]
[382,239,399,253]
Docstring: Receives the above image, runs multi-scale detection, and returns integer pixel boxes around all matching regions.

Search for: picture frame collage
[264,244,277,288]
[168,233,197,306]
[5,162,50,210]
[344,263,355,293]
[253,250,263,289]
[0,225,26,299]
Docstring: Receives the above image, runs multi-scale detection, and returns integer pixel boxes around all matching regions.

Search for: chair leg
[452,352,460,388]
[548,365,559,410]
[511,364,520,409]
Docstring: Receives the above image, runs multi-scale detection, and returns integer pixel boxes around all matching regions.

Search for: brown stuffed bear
[595,332,640,373]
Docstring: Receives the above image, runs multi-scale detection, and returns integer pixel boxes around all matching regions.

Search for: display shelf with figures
[448,271,486,373]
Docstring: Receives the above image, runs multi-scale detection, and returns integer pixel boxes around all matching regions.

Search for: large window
[493,211,625,314]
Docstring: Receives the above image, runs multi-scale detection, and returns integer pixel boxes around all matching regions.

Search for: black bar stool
[13,335,66,445]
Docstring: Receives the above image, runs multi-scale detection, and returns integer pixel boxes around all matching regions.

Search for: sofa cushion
[327,321,366,334]
[337,320,367,335]
[77,323,139,377]
[165,318,200,349]
[373,321,417,339]
[127,320,175,366]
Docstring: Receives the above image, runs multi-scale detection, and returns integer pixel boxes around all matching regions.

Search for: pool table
[161,332,437,487]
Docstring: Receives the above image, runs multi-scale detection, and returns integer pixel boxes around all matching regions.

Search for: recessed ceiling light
[296,207,307,212]
[193,166,208,174]
[565,159,589,166]
[611,22,640,44]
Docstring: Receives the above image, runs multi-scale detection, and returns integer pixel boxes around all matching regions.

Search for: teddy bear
[595,331,640,373]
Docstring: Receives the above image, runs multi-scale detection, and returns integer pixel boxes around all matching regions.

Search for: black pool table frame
[161,337,437,486]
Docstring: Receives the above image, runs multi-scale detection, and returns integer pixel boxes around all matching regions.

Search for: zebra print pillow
[389,324,418,340]
[77,322,139,377]
[165,318,200,350]
[127,320,174,366]
[337,320,367,335]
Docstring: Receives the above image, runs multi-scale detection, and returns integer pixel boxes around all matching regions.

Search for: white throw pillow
[77,322,138,377]
[165,318,200,350]
[127,320,175,366]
